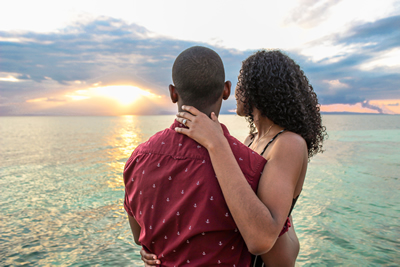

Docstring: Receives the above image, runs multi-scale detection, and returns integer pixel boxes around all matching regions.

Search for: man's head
[169,46,230,115]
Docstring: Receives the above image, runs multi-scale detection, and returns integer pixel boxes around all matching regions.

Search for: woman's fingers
[143,259,161,267]
[210,112,222,130]
[175,126,191,136]
[140,248,160,266]
[210,112,218,122]
[143,258,161,267]
[174,108,226,150]
[175,117,192,128]
[176,110,195,121]
[182,105,200,115]
[140,248,154,259]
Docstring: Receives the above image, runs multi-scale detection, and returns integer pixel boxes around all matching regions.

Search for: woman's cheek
[236,100,245,116]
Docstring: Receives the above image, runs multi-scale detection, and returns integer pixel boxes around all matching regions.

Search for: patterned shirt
[124,120,266,266]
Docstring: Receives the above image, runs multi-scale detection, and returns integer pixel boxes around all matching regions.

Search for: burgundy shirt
[124,120,266,266]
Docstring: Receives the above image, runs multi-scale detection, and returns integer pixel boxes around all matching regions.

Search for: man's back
[124,120,266,266]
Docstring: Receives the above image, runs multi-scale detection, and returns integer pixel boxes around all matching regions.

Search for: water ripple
[1,115,400,266]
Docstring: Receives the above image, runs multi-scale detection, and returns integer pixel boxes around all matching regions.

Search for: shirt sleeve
[227,135,267,192]
[123,148,140,217]
[124,188,134,217]
[249,153,267,193]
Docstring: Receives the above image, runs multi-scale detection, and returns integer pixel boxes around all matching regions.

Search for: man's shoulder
[129,124,208,161]
[134,127,172,151]
[124,128,171,166]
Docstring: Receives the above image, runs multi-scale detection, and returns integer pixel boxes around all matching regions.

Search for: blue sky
[1,0,399,115]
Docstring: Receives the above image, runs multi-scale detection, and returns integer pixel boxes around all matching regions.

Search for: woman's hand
[175,105,226,151]
[140,248,160,266]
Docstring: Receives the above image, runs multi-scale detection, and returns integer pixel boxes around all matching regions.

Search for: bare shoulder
[243,134,254,147]
[271,131,307,157]
[279,131,306,146]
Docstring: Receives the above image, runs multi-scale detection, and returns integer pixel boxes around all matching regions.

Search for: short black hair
[172,46,225,109]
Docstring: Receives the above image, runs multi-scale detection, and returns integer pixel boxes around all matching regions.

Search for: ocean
[0,115,399,266]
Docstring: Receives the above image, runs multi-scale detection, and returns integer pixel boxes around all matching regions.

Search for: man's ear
[169,84,178,103]
[222,81,231,100]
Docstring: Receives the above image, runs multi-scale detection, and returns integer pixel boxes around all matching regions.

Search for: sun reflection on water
[106,115,143,190]
[2,115,400,266]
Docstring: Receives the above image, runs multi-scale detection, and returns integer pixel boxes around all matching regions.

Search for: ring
[182,119,187,126]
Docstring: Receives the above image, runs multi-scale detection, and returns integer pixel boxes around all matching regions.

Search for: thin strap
[252,255,264,267]
[260,129,285,156]
[247,137,254,148]
[288,194,300,217]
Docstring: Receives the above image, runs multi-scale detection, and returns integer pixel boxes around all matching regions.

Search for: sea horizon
[1,112,399,116]
[1,114,399,266]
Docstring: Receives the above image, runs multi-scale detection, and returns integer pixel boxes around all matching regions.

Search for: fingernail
[182,105,185,109]
[156,261,160,264]
[153,256,156,259]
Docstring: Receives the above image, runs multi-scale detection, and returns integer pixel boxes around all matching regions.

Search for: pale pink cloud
[323,79,349,89]
[320,103,379,114]
[321,99,400,114]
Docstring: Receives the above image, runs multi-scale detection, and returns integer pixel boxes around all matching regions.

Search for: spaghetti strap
[247,138,254,148]
[260,130,285,156]
[252,255,264,267]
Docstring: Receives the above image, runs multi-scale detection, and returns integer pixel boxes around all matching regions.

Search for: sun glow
[92,85,160,105]
[65,85,161,105]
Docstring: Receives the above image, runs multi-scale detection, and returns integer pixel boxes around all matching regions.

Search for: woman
[141,50,326,266]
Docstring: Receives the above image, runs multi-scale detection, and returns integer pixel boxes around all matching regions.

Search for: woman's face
[235,84,245,116]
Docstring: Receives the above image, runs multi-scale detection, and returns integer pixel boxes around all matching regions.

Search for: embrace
[123,46,326,266]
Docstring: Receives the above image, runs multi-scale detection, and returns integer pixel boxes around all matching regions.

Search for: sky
[1,0,400,115]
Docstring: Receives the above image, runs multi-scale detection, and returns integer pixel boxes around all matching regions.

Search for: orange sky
[320,100,400,114]
[23,84,400,115]
[23,85,175,116]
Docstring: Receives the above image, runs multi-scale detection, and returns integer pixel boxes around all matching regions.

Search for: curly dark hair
[237,50,326,158]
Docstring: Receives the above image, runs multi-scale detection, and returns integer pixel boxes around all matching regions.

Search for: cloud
[323,79,349,89]
[284,0,343,28]
[0,17,251,115]
[0,17,248,92]
[368,99,400,114]
[26,97,67,102]
[343,15,400,49]
[1,16,399,115]
[387,103,399,106]
[288,15,400,105]
[361,100,383,113]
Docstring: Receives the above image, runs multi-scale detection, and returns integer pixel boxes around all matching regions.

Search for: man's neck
[178,104,220,118]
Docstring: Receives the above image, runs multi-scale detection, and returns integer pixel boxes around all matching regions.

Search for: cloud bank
[0,16,399,115]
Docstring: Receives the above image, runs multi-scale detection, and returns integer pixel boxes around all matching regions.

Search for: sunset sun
[91,85,159,105]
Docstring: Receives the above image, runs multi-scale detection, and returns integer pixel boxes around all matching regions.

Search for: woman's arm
[128,215,141,245]
[128,216,161,266]
[175,106,306,255]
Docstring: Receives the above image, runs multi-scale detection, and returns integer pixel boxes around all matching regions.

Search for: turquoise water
[0,115,399,266]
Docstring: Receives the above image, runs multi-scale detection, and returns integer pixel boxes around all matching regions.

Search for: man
[124,46,266,266]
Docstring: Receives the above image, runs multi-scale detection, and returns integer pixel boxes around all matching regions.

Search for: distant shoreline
[320,112,398,115]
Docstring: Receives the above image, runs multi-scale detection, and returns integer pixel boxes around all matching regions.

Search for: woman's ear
[169,84,179,103]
